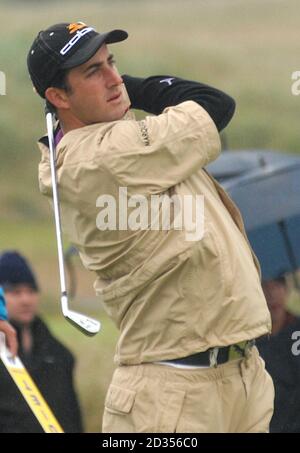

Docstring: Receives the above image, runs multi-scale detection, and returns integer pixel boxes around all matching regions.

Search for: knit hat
[0,251,39,291]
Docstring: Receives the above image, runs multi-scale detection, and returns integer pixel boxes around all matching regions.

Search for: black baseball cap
[27,21,128,98]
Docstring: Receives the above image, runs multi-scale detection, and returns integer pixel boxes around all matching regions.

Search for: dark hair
[47,68,72,112]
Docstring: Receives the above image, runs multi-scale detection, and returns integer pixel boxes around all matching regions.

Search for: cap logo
[60,26,94,56]
[67,22,87,34]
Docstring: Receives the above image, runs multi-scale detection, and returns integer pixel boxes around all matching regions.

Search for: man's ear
[45,87,70,110]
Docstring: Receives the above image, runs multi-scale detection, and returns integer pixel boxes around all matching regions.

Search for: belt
[162,340,256,368]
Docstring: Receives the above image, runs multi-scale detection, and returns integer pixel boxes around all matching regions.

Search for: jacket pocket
[105,384,136,415]
[102,384,137,433]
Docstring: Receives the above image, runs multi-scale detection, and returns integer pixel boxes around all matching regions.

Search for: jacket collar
[38,109,136,148]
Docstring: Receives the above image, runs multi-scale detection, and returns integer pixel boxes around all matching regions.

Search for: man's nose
[19,292,33,305]
[104,66,123,87]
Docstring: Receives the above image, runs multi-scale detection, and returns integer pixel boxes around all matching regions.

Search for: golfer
[27,21,274,433]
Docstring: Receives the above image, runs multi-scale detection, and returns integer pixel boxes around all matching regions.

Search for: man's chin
[105,106,130,122]
[16,315,35,325]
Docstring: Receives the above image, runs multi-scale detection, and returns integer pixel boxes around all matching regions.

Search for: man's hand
[0,320,18,357]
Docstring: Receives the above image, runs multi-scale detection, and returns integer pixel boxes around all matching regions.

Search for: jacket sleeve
[102,101,221,195]
[122,74,235,132]
[0,287,8,321]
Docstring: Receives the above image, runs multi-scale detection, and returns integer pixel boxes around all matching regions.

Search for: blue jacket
[0,287,8,321]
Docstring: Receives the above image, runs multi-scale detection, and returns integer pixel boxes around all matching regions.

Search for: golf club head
[64,309,101,336]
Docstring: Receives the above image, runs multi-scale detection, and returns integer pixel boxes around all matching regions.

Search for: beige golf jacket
[38,101,271,365]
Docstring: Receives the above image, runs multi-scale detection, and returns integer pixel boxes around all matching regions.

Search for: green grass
[1,0,300,432]
[1,0,300,221]
[44,313,118,433]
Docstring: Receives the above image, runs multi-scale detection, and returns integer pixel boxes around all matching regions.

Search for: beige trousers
[102,347,274,433]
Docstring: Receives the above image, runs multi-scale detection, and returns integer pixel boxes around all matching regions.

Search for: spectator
[257,275,300,433]
[0,251,83,433]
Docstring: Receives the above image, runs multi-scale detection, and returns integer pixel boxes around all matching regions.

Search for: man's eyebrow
[83,54,115,73]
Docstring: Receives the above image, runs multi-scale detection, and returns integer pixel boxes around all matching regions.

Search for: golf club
[45,104,101,336]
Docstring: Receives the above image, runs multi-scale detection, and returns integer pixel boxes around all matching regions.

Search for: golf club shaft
[46,110,68,316]
[45,107,100,336]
